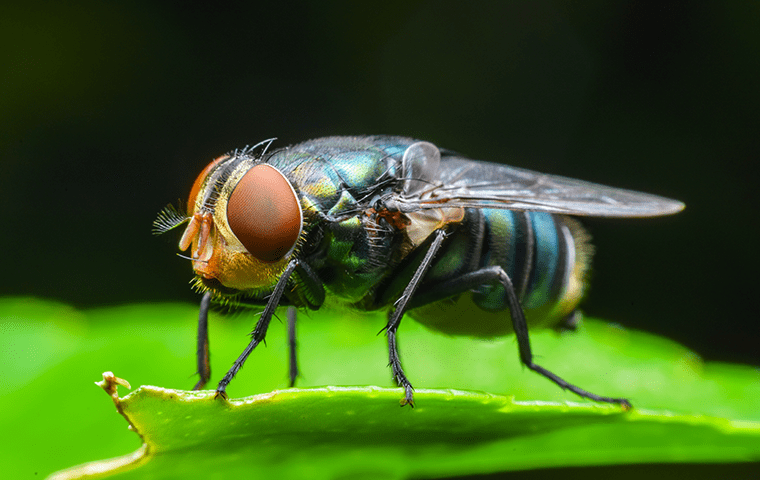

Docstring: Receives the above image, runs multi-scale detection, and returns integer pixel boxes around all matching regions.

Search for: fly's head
[155,145,303,296]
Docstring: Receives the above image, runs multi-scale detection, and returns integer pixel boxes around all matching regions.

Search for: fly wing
[398,152,684,218]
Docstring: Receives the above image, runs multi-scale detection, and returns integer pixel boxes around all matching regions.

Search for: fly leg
[385,310,413,406]
[287,306,299,387]
[556,309,582,332]
[280,262,324,387]
[215,259,300,399]
[193,291,212,390]
[284,262,326,387]
[494,267,631,409]
[383,229,448,407]
[409,266,632,409]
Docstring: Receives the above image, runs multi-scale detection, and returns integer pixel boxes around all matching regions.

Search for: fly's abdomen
[474,210,591,319]
[408,209,592,337]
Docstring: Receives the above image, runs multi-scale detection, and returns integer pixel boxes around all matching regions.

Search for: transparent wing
[397,145,684,218]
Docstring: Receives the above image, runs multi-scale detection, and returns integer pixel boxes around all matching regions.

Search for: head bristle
[152,204,189,235]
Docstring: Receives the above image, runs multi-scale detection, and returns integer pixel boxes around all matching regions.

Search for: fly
[154,136,684,409]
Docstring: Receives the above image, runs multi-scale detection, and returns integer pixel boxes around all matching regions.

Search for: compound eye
[227,164,302,262]
[188,155,227,214]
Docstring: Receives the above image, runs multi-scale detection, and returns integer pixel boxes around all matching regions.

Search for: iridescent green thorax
[264,138,415,305]
[266,137,408,216]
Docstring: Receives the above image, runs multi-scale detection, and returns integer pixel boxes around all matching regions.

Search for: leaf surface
[0,298,757,479]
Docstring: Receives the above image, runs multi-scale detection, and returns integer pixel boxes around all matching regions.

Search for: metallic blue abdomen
[473,209,571,311]
[405,207,587,336]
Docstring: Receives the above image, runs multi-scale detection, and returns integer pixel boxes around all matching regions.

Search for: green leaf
[1,297,758,479]
[51,383,760,480]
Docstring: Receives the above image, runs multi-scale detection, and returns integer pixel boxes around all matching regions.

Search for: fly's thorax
[179,155,304,292]
[314,213,401,305]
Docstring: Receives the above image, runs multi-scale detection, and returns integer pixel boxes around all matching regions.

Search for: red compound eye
[227,164,302,262]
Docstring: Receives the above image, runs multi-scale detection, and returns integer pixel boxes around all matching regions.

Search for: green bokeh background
[1,1,759,478]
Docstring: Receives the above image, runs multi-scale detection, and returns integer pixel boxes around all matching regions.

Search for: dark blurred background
[2,1,758,367]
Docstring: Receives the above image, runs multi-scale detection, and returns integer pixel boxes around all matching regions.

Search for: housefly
[154,136,684,408]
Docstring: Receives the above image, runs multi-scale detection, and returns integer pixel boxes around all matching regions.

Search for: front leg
[215,259,300,399]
